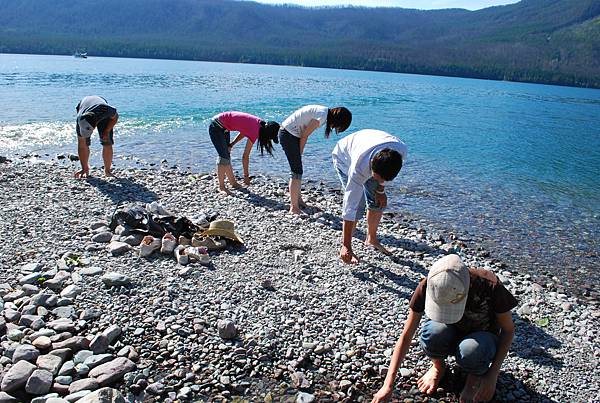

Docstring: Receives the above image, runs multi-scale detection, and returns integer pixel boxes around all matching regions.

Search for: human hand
[371,385,393,403]
[473,372,497,402]
[339,244,359,264]
[74,169,90,179]
[375,191,387,208]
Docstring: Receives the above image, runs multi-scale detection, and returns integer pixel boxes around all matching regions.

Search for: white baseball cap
[425,254,470,324]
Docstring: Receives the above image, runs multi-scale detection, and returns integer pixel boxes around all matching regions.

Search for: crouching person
[372,254,517,403]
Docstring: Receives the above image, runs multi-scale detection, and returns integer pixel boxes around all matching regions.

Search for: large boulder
[1,360,37,392]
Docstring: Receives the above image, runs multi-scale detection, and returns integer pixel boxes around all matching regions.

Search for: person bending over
[372,254,517,403]
[209,111,279,193]
[279,105,352,214]
[332,129,407,263]
[75,96,119,178]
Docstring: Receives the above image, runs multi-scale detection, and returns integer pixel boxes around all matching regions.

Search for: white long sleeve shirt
[332,129,408,221]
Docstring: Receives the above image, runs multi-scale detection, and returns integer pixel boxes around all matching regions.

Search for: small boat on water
[74,52,88,59]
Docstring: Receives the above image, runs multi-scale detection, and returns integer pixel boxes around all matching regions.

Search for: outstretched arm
[229,133,245,150]
[242,138,254,185]
[372,309,423,403]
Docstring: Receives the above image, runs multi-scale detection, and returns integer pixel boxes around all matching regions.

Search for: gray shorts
[76,104,117,146]
[335,162,382,221]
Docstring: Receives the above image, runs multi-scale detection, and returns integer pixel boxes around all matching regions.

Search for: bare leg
[365,209,392,255]
[460,374,481,403]
[75,137,91,178]
[225,165,242,189]
[289,178,302,214]
[417,358,446,395]
[216,164,230,194]
[102,144,113,176]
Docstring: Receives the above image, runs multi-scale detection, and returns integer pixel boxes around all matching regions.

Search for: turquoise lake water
[1,54,599,294]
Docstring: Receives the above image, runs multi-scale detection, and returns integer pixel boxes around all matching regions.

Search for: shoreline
[0,159,598,401]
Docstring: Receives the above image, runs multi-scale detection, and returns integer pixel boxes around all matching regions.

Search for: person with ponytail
[279,105,352,214]
[209,111,279,193]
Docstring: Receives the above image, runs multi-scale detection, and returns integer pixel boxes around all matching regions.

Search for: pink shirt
[216,111,262,143]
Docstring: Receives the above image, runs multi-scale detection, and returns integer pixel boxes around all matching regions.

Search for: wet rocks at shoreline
[0,160,598,402]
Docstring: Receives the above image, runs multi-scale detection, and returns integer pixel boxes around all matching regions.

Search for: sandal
[186,247,211,266]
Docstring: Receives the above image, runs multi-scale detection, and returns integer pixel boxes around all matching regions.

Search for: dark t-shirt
[410,268,518,334]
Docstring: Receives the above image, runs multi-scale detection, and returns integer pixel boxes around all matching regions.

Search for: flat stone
[88,357,136,386]
[7,329,24,342]
[76,387,126,403]
[37,354,64,375]
[79,267,103,276]
[60,285,82,299]
[122,234,144,246]
[84,354,113,369]
[0,360,37,392]
[49,348,72,362]
[47,318,75,333]
[0,392,19,403]
[31,293,58,308]
[31,393,60,403]
[19,272,43,285]
[79,309,101,320]
[101,273,130,287]
[25,369,53,395]
[89,335,109,354]
[52,306,76,319]
[13,344,40,363]
[33,336,53,350]
[68,378,99,394]
[91,232,112,243]
[21,262,44,272]
[296,392,316,403]
[74,350,94,364]
[102,325,122,345]
[64,390,91,402]
[106,242,131,256]
[58,361,75,376]
[54,376,72,385]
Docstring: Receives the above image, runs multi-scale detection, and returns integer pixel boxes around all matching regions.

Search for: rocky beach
[0,158,598,402]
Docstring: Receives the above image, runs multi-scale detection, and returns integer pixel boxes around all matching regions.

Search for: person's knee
[456,337,495,375]
[420,321,457,358]
[217,157,231,166]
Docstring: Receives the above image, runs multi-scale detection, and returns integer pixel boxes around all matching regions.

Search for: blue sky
[248,0,519,10]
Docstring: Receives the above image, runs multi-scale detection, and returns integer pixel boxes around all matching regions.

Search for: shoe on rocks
[161,232,177,254]
[174,245,189,265]
[186,246,210,266]
[192,234,226,251]
[140,235,161,257]
[179,235,191,246]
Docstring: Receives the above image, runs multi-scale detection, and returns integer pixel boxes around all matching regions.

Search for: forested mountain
[1,0,599,87]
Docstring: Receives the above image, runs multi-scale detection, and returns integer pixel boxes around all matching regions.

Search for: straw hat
[200,220,244,244]
[425,254,470,324]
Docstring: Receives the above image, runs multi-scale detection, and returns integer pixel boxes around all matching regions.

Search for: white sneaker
[174,245,189,265]
[186,247,210,266]
[140,235,161,257]
[161,232,177,254]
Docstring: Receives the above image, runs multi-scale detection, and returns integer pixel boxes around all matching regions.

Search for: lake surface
[1,54,599,296]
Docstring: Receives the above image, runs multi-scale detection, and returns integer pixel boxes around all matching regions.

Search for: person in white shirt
[279,105,352,214]
[332,129,408,263]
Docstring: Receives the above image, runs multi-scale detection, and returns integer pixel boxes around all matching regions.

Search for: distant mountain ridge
[1,0,599,87]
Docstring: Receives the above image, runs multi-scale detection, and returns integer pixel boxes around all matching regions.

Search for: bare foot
[365,238,392,256]
[460,374,481,403]
[218,187,232,195]
[104,170,114,177]
[299,200,309,209]
[289,207,303,215]
[231,182,243,189]
[417,364,446,395]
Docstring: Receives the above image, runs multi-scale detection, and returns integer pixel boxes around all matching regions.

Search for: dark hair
[371,148,403,181]
[325,107,352,138]
[257,121,280,156]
